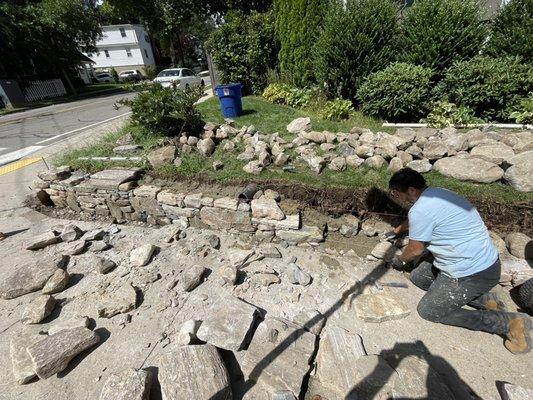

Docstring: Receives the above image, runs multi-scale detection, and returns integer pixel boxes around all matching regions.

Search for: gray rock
[200,207,254,232]
[355,293,410,322]
[241,316,316,397]
[434,156,504,184]
[293,309,326,335]
[227,249,264,269]
[370,241,396,260]
[97,283,137,318]
[133,185,161,198]
[176,320,201,345]
[130,244,157,267]
[0,258,62,299]
[508,150,533,166]
[181,265,206,292]
[305,155,326,173]
[147,146,177,167]
[504,161,533,192]
[158,344,232,400]
[10,330,45,384]
[85,169,141,190]
[501,131,533,153]
[288,263,312,286]
[220,266,238,285]
[207,234,221,249]
[25,231,61,250]
[27,327,100,379]
[113,144,142,154]
[42,269,69,294]
[213,197,239,211]
[251,197,285,221]
[96,257,117,274]
[116,132,134,146]
[196,295,258,351]
[99,368,152,400]
[252,214,301,231]
[422,141,448,160]
[387,157,403,173]
[89,240,111,253]
[38,167,71,182]
[156,190,184,206]
[505,232,532,259]
[276,225,323,244]
[407,159,432,173]
[48,315,90,335]
[250,273,280,287]
[274,153,289,166]
[287,117,311,134]
[346,155,365,168]
[500,382,533,400]
[470,143,514,165]
[82,229,106,241]
[338,142,356,156]
[364,155,386,169]
[59,224,84,243]
[355,145,374,158]
[259,244,282,259]
[197,138,216,156]
[243,160,264,175]
[329,156,347,171]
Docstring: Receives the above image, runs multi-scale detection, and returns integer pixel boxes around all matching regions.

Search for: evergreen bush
[207,12,278,95]
[357,63,434,121]
[314,0,399,101]
[399,0,486,73]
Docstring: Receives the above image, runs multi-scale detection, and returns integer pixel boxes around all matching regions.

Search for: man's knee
[417,299,441,323]
[410,261,435,291]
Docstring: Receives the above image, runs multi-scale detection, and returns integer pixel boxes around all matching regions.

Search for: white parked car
[94,72,116,83]
[153,68,205,89]
[118,70,143,82]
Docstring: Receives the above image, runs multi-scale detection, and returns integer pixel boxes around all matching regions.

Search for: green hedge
[357,63,434,121]
[207,12,278,95]
[436,56,533,121]
[399,0,486,73]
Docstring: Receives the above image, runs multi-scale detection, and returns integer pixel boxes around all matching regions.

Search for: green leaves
[357,62,434,121]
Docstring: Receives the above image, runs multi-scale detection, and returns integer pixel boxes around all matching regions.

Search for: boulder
[99,368,152,400]
[176,320,202,345]
[364,155,386,169]
[508,150,533,166]
[42,269,69,294]
[147,146,177,168]
[422,141,448,160]
[329,156,347,171]
[287,263,312,286]
[184,193,203,208]
[355,145,374,158]
[355,293,410,322]
[96,257,117,274]
[407,159,432,173]
[346,155,365,168]
[156,190,184,206]
[158,344,231,400]
[196,295,258,351]
[501,131,533,153]
[130,244,157,267]
[396,128,417,141]
[395,150,413,165]
[276,225,323,244]
[243,160,264,175]
[181,265,206,292]
[22,295,56,324]
[470,143,514,164]
[253,214,301,231]
[504,162,533,192]
[200,207,255,232]
[38,167,71,182]
[48,315,90,335]
[25,231,61,250]
[241,316,316,397]
[10,330,44,384]
[370,242,396,260]
[97,283,137,318]
[338,142,356,156]
[274,153,289,167]
[251,197,285,221]
[197,138,216,156]
[133,185,161,199]
[361,219,393,237]
[305,156,326,173]
[85,169,141,191]
[0,260,60,299]
[213,197,239,211]
[434,156,504,183]
[27,327,100,379]
[287,117,311,134]
[505,232,532,260]
[59,224,84,243]
[387,157,403,173]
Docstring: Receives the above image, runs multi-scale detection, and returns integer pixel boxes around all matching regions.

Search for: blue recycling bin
[215,83,243,118]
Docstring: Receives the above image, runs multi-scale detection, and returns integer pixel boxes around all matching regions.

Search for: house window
[126,48,132,57]
[104,50,110,58]
[144,49,149,58]
[120,28,126,37]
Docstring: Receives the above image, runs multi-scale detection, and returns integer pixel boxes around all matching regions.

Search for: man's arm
[399,239,426,263]
[393,220,409,235]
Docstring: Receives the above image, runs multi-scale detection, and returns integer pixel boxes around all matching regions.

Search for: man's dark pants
[410,258,510,334]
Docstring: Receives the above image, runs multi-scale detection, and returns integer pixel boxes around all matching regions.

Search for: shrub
[118,84,204,136]
[319,99,354,121]
[207,12,278,95]
[425,101,483,128]
[262,83,293,105]
[357,63,434,121]
[144,65,158,80]
[314,0,399,101]
[437,56,533,121]
[399,0,486,73]
[509,94,533,124]
[484,0,533,60]
[262,83,324,109]
[274,0,330,86]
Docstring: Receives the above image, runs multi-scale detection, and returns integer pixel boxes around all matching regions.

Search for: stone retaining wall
[34,168,324,245]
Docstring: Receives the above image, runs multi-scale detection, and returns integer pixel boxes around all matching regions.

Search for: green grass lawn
[55,95,532,205]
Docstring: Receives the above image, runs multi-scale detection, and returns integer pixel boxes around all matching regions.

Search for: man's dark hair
[389,168,426,192]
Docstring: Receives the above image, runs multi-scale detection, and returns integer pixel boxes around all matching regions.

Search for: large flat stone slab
[434,156,503,184]
[0,261,60,299]
[27,327,100,379]
[25,231,61,250]
[10,330,45,384]
[355,293,410,322]
[196,295,258,351]
[158,344,231,400]
[200,207,255,232]
[82,169,141,190]
[241,316,316,398]
[99,368,152,400]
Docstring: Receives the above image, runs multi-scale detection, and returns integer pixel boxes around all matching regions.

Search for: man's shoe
[504,316,531,354]
[0,232,5,241]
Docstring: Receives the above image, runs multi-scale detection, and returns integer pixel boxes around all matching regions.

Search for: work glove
[382,231,397,242]
[389,255,405,270]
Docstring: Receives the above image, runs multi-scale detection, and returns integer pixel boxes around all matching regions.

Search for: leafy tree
[207,12,278,94]
[399,0,487,73]
[484,0,533,61]
[314,0,399,101]
[274,0,330,86]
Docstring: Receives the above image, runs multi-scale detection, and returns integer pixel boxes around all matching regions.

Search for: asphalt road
[0,91,134,165]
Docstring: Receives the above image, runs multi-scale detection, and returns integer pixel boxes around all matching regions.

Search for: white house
[84,24,156,74]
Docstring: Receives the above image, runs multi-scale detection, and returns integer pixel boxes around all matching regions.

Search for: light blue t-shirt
[408,187,498,278]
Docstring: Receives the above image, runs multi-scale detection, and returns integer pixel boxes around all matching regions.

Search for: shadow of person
[344,340,481,400]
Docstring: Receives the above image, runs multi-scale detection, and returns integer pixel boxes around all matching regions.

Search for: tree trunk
[169,38,177,67]
[176,35,186,67]
[61,68,77,95]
